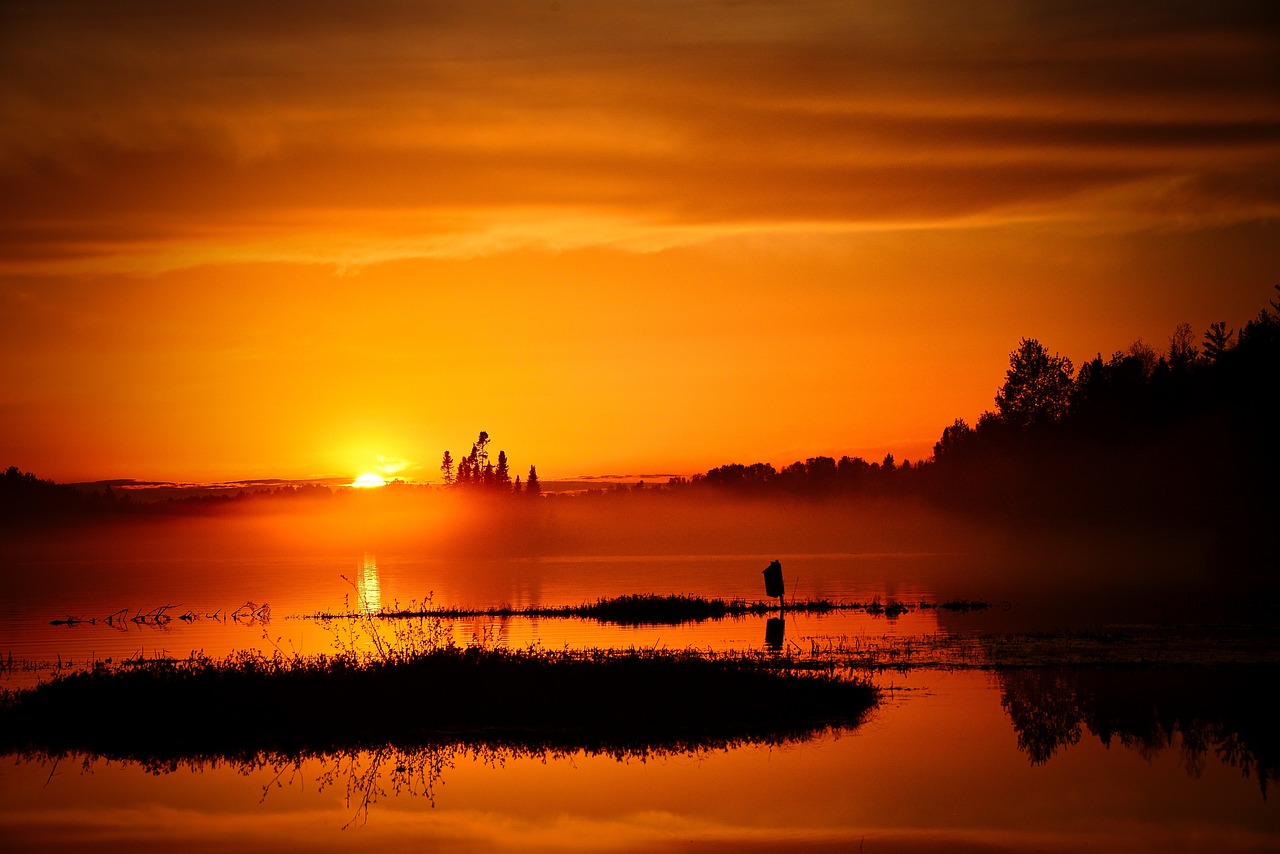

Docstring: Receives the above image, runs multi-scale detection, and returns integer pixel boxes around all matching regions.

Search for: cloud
[2,0,1278,272]
[375,456,413,476]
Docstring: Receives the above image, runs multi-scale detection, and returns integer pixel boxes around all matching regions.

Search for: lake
[2,507,1276,852]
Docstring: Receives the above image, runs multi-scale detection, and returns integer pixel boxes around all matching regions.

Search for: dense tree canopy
[993,338,1075,428]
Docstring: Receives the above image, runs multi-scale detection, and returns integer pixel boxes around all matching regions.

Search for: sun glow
[352,473,387,488]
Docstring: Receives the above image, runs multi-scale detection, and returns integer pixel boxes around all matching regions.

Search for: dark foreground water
[2,517,1276,852]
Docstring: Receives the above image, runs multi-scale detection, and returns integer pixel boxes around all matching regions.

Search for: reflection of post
[359,553,382,614]
[765,617,785,651]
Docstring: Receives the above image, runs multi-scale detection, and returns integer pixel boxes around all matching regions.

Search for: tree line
[676,286,1279,540]
[439,431,540,497]
[921,286,1277,532]
[0,466,337,524]
[5,288,1275,537]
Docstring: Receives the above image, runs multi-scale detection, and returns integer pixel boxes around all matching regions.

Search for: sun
[352,472,387,488]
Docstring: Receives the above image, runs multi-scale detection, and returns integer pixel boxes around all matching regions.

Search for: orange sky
[2,1,1278,483]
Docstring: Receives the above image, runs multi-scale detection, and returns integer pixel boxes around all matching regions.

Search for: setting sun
[351,473,387,489]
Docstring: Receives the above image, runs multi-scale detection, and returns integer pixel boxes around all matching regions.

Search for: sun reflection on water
[358,553,381,614]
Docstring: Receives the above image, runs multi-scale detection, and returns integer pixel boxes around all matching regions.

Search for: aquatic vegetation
[920,599,992,612]
[47,600,271,629]
[303,593,989,626]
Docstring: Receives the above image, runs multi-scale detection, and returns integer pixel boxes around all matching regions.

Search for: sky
[2,0,1278,483]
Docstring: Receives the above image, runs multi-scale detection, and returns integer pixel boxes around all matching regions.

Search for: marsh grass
[0,645,878,762]
[302,593,990,626]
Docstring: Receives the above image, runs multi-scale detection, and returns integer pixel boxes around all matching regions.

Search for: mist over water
[0,486,1258,689]
[2,489,1276,851]
[1,485,1241,610]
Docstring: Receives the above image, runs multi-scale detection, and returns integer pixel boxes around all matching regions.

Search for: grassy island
[0,647,877,762]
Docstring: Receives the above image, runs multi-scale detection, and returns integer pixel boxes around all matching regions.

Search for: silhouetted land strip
[0,648,877,762]
[302,593,990,626]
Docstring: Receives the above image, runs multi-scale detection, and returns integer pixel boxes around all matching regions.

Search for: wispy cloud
[3,0,1277,272]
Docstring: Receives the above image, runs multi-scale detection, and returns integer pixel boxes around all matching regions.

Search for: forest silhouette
[665,287,1279,568]
[4,288,1276,569]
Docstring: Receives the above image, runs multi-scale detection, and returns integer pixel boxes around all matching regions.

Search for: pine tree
[495,450,511,490]
[1203,322,1235,362]
[471,432,490,474]
[465,447,479,486]
[526,465,541,497]
[440,450,455,486]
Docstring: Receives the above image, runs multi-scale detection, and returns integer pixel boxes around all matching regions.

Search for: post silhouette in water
[764,616,785,651]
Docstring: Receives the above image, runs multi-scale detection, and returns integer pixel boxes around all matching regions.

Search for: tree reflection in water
[313,744,456,826]
[13,728,846,828]
[998,666,1278,797]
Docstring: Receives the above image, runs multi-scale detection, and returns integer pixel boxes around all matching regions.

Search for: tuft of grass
[925,599,992,613]
[574,593,773,625]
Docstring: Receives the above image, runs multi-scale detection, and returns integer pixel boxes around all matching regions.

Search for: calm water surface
[2,533,1276,851]
[1,550,980,674]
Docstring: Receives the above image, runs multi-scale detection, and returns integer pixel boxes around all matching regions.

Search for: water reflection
[4,669,1275,851]
[9,728,854,828]
[358,552,381,614]
[764,616,785,651]
[2,547,966,685]
[462,615,511,648]
[998,665,1278,797]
